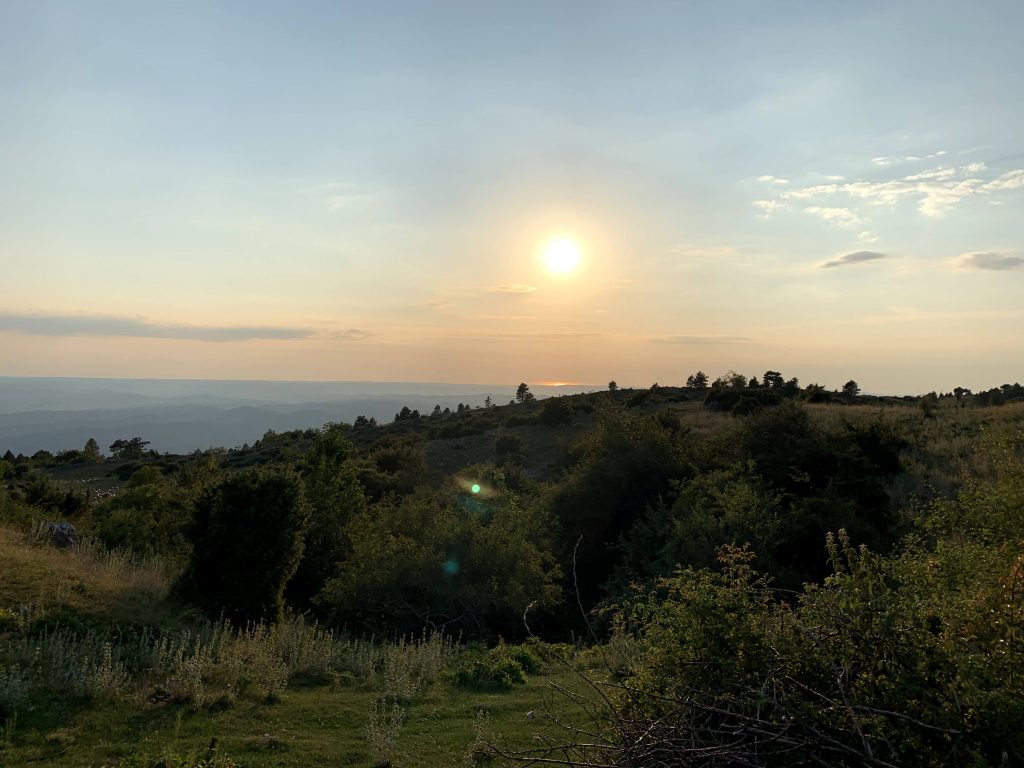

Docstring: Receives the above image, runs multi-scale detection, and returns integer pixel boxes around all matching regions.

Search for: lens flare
[471,483,481,494]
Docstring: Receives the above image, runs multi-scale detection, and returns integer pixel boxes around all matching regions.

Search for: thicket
[500,435,1024,765]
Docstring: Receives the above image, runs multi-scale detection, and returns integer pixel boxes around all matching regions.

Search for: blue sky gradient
[1,1,1022,391]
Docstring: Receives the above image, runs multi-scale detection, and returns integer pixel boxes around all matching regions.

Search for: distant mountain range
[0,377,596,455]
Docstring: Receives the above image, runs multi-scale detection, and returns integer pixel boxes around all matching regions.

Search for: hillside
[3,384,1024,765]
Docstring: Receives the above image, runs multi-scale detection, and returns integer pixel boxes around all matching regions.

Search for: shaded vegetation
[3,377,1024,765]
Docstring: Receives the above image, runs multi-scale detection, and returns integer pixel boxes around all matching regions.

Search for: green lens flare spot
[471,483,481,494]
[442,559,460,576]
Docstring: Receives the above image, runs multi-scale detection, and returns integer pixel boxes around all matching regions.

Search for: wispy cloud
[871,150,947,167]
[757,175,789,185]
[653,335,756,344]
[957,251,1024,271]
[759,156,1024,222]
[804,206,861,225]
[0,312,314,342]
[821,250,887,269]
[490,284,538,293]
[331,328,374,341]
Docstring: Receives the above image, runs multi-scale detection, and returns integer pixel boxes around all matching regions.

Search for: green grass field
[0,525,600,768]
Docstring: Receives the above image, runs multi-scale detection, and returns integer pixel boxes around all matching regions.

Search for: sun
[543,238,582,274]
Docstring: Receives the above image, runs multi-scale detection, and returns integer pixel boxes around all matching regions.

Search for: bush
[455,643,531,690]
[538,397,574,426]
[174,467,309,623]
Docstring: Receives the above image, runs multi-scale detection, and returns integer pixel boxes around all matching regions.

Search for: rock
[43,521,77,548]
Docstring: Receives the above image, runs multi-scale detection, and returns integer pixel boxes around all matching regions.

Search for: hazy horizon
[2,2,1022,393]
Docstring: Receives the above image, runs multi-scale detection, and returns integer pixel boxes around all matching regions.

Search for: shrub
[538,397,574,426]
[454,643,532,690]
[173,467,309,623]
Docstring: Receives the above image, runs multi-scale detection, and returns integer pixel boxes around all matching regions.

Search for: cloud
[653,335,756,344]
[767,161,1024,220]
[821,250,887,269]
[490,284,538,293]
[804,206,861,225]
[872,150,947,167]
[757,175,789,185]
[331,328,374,341]
[752,199,783,217]
[957,251,1024,271]
[858,231,879,243]
[0,312,314,342]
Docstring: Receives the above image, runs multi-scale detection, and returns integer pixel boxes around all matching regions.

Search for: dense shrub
[538,397,574,426]
[173,467,309,623]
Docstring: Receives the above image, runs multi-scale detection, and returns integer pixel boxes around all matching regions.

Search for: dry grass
[0,526,175,628]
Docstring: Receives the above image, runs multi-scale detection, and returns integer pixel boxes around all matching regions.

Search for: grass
[1,670,590,767]
[0,526,176,629]
[0,526,600,768]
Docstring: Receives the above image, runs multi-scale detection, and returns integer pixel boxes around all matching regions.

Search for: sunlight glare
[543,238,582,274]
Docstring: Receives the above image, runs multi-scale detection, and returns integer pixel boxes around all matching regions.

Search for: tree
[82,438,102,462]
[686,371,709,389]
[174,466,309,623]
[763,371,785,389]
[805,383,831,403]
[287,425,367,610]
[608,381,618,392]
[515,382,535,404]
[432,404,442,417]
[109,437,150,460]
[841,380,861,400]
[484,395,493,408]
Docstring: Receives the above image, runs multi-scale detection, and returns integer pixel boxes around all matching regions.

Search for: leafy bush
[174,467,309,623]
[454,642,534,690]
[538,397,574,426]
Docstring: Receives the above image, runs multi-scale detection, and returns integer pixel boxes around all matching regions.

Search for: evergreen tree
[516,382,535,403]
[82,438,102,462]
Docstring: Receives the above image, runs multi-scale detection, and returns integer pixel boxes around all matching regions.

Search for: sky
[1,1,1022,394]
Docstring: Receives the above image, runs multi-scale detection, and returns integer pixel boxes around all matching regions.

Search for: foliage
[174,467,309,623]
[87,469,190,556]
[494,434,523,464]
[511,442,1024,766]
[454,641,540,690]
[321,484,561,637]
[109,438,151,460]
[546,402,689,606]
[537,397,574,426]
[515,383,535,404]
[286,425,367,610]
[685,371,708,389]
